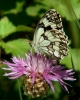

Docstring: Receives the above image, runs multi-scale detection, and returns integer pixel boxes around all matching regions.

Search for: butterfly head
[29,41,33,47]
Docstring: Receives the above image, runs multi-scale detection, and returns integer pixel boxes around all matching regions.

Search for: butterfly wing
[31,9,69,59]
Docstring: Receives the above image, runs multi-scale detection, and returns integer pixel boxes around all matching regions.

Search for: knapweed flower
[3,52,76,98]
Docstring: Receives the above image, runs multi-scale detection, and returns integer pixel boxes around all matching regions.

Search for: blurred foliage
[61,48,80,71]
[0,0,80,100]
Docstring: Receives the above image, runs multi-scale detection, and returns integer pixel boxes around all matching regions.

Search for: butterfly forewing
[31,9,69,59]
[39,9,63,30]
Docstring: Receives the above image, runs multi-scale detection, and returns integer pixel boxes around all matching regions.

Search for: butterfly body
[30,9,69,59]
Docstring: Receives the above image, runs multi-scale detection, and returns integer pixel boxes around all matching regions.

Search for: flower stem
[17,79,23,100]
[63,0,80,48]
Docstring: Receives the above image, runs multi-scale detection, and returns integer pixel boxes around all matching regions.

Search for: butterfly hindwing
[31,9,69,59]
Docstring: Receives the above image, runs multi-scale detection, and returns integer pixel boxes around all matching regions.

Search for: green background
[0,0,80,100]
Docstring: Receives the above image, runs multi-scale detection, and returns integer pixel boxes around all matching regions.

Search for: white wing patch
[31,9,69,59]
[40,17,57,28]
[40,40,50,46]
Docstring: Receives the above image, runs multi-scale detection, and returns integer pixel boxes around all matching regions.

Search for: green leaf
[0,17,16,39]
[61,48,80,71]
[26,4,47,16]
[40,0,71,20]
[39,0,80,20]
[70,49,80,71]
[1,39,31,57]
[4,1,24,15]
[61,50,72,69]
[16,25,34,32]
[0,18,34,39]
[39,0,57,7]
[70,0,80,19]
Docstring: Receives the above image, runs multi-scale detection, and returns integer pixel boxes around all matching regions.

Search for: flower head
[3,52,76,98]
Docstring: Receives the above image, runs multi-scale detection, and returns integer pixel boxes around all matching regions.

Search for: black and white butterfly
[30,9,69,59]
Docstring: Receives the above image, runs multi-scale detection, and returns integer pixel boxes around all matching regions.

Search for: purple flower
[3,56,27,79]
[3,52,76,97]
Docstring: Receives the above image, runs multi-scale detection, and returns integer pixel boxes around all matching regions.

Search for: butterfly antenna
[26,35,30,40]
[25,35,31,44]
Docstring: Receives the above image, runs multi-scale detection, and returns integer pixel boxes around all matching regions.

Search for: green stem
[17,79,23,100]
[63,0,80,48]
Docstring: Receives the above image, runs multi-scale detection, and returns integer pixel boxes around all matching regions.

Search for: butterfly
[30,9,69,59]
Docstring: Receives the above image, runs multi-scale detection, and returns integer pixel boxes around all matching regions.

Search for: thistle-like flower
[3,52,76,98]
